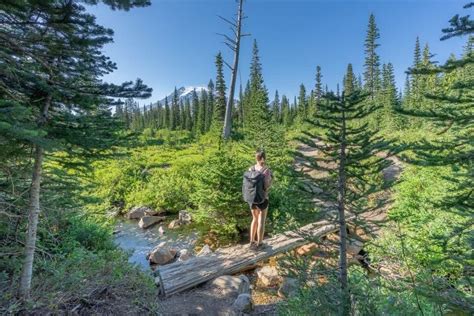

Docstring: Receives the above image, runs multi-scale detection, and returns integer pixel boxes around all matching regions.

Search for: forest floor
[154,140,403,315]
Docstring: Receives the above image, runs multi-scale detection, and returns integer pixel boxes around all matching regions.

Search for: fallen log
[155,219,340,297]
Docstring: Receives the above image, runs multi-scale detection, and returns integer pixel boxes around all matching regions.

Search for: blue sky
[90,0,468,103]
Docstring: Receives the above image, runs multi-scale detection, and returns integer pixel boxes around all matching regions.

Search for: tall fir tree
[212,52,227,133]
[281,95,291,126]
[272,90,281,123]
[184,99,192,131]
[299,65,391,314]
[163,97,170,129]
[245,40,272,147]
[297,84,308,121]
[206,80,215,132]
[343,63,356,96]
[191,89,199,135]
[363,13,381,99]
[197,89,208,135]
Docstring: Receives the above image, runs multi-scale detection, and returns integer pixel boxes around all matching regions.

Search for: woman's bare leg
[257,208,268,245]
[250,208,259,243]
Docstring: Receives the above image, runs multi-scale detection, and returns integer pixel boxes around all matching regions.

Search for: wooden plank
[156,219,340,296]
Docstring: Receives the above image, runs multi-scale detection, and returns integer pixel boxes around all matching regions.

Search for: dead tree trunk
[18,94,51,299]
[222,0,245,140]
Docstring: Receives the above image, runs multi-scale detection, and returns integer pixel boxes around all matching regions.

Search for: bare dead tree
[218,0,249,140]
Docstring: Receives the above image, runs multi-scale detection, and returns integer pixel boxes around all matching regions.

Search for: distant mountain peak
[157,85,209,105]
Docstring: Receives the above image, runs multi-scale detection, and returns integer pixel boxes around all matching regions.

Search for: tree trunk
[18,144,44,299]
[222,0,244,140]
[337,108,350,315]
[18,94,50,299]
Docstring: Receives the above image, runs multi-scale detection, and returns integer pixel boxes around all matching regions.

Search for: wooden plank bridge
[155,219,341,297]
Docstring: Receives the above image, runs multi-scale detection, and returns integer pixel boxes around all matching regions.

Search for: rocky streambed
[113,207,198,271]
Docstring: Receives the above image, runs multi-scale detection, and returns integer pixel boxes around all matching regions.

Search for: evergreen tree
[299,67,390,314]
[315,65,323,103]
[206,80,215,132]
[0,0,152,299]
[180,99,186,130]
[343,63,356,96]
[242,80,251,129]
[236,84,245,126]
[170,87,180,130]
[212,52,227,132]
[409,37,423,104]
[363,13,381,99]
[184,99,192,131]
[272,90,281,123]
[245,40,272,146]
[281,95,291,126]
[403,73,411,101]
[297,84,308,121]
[163,97,170,129]
[191,89,199,135]
[197,89,208,135]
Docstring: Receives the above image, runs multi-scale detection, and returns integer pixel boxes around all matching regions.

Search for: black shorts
[251,199,269,211]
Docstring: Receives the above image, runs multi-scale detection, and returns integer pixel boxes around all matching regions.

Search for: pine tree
[315,65,323,103]
[212,52,227,132]
[403,73,411,101]
[245,40,272,146]
[409,37,423,104]
[236,84,244,126]
[281,95,291,126]
[163,97,170,129]
[206,80,215,132]
[363,13,381,99]
[0,0,152,299]
[180,99,186,130]
[170,87,180,130]
[297,84,308,121]
[191,89,199,134]
[343,63,356,96]
[272,90,281,123]
[197,89,208,135]
[184,99,192,131]
[299,65,391,314]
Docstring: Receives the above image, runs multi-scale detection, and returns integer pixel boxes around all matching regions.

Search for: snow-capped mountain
[156,86,209,105]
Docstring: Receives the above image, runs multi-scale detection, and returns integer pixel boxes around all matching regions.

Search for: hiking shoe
[249,242,258,250]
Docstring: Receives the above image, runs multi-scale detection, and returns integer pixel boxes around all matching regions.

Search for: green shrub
[190,145,252,239]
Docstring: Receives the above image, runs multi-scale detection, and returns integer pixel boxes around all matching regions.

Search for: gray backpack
[242,166,266,206]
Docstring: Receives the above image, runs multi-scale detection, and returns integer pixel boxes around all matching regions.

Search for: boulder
[177,249,191,262]
[168,219,181,229]
[139,216,165,229]
[148,242,177,265]
[278,277,299,298]
[209,275,247,296]
[144,208,161,216]
[256,266,280,287]
[197,244,212,256]
[178,210,192,224]
[232,293,252,314]
[127,206,148,219]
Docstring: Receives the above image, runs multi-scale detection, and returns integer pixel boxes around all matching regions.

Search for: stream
[113,219,198,271]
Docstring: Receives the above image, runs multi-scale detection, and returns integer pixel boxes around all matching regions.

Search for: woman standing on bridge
[245,149,272,250]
